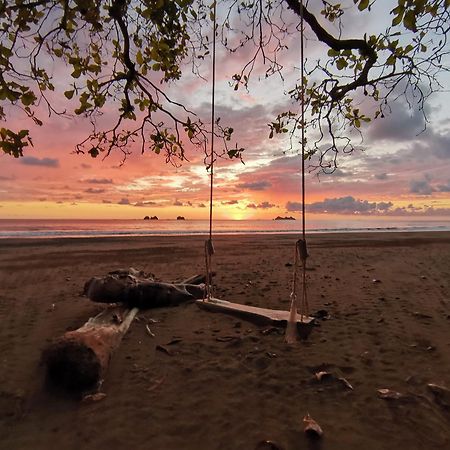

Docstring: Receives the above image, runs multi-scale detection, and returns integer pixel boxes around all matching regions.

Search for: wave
[0,220,449,239]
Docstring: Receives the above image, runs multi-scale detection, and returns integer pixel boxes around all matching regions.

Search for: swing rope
[286,0,309,343]
[204,0,217,302]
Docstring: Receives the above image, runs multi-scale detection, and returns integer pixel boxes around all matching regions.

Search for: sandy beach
[0,232,449,450]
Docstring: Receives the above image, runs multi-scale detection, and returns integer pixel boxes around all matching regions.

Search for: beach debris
[338,377,354,390]
[255,440,283,450]
[82,392,107,403]
[266,352,277,358]
[303,413,323,438]
[42,306,138,392]
[314,372,353,390]
[412,311,433,319]
[372,279,381,283]
[145,324,155,337]
[216,336,238,342]
[315,371,333,382]
[147,376,166,392]
[311,309,329,320]
[261,327,283,336]
[377,388,413,401]
[427,383,450,408]
[84,268,207,308]
[156,345,173,356]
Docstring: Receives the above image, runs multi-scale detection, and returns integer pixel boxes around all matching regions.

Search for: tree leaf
[403,10,417,31]
[358,0,369,11]
[64,90,75,99]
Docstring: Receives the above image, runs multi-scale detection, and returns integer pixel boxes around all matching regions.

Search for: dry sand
[0,232,449,450]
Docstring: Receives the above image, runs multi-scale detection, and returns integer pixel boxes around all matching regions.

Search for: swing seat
[196,298,315,336]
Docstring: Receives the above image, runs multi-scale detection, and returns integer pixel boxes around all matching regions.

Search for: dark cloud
[307,196,377,214]
[85,188,105,194]
[427,132,450,159]
[198,203,206,208]
[286,196,398,215]
[246,201,276,209]
[387,205,450,216]
[0,175,15,181]
[422,207,450,216]
[368,100,426,142]
[286,201,303,212]
[134,201,158,207]
[20,156,59,167]
[374,173,388,180]
[410,179,435,195]
[102,199,112,204]
[291,196,449,216]
[84,178,113,184]
[237,181,272,191]
[377,201,394,211]
[222,200,239,205]
[118,198,130,205]
[258,201,276,209]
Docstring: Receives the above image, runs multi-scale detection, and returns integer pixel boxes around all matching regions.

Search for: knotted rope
[204,0,217,301]
[285,0,308,343]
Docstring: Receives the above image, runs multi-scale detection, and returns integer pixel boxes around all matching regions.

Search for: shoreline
[1,228,450,243]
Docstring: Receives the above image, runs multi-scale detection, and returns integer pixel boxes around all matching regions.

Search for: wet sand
[0,232,449,450]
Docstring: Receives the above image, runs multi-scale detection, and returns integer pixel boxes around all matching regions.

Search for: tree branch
[285,0,378,101]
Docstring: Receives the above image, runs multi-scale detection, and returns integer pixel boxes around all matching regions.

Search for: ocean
[0,218,449,239]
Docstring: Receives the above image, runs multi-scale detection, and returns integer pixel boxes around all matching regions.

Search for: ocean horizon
[0,217,449,239]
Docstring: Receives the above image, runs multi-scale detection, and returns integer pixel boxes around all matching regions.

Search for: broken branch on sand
[84,268,206,308]
[42,305,138,392]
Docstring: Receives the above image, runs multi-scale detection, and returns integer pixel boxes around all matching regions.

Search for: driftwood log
[84,268,206,308]
[42,305,137,392]
[43,270,208,392]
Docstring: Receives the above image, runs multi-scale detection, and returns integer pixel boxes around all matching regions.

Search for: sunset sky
[1,2,450,221]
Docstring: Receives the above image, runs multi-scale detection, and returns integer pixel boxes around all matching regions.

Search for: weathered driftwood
[84,268,206,308]
[43,270,207,391]
[42,305,138,392]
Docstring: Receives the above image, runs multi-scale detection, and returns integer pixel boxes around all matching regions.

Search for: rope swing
[204,0,217,301]
[200,0,313,342]
[285,0,309,344]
